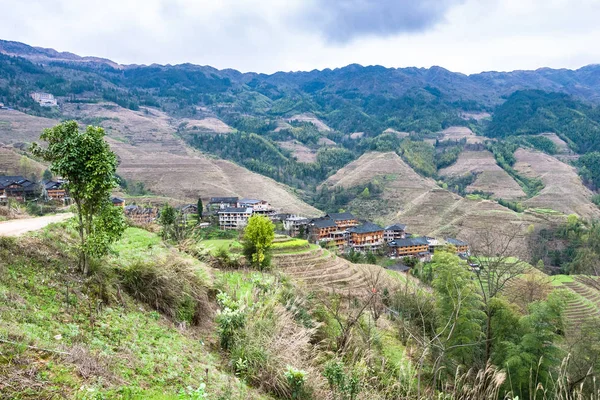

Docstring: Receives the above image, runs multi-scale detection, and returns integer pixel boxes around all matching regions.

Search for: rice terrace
[3,4,600,399]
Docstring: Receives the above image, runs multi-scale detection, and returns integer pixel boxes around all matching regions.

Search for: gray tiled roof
[348,222,383,234]
[389,237,429,247]
[446,238,468,247]
[325,212,356,221]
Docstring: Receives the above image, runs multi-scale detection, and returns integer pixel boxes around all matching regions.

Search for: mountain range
[2,38,600,260]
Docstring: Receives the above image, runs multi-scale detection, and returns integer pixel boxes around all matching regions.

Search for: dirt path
[0,213,73,236]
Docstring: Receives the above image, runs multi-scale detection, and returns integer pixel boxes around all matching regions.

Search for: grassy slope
[0,225,271,400]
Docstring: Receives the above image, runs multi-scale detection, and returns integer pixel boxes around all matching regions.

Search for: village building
[384,223,407,242]
[238,198,275,216]
[308,217,338,243]
[283,215,310,237]
[31,92,58,107]
[425,237,447,253]
[0,176,38,201]
[218,207,253,230]
[124,205,159,225]
[178,204,199,215]
[111,197,125,208]
[325,212,359,230]
[388,237,430,258]
[347,223,384,252]
[208,197,239,211]
[43,180,67,201]
[446,238,470,256]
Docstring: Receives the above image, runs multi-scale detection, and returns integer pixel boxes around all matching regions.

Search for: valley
[2,36,600,400]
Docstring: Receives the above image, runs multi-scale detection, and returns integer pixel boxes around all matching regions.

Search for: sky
[0,0,599,74]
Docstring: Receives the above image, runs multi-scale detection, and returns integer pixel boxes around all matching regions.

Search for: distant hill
[0,106,320,216]
[2,38,600,237]
[486,90,600,153]
[320,151,548,257]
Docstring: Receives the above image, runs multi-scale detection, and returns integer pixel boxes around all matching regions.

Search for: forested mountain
[2,38,600,222]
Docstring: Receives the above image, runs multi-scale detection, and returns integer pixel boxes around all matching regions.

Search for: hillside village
[4,33,600,399]
[1,175,469,269]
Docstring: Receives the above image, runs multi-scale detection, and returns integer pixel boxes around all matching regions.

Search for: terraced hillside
[0,146,45,176]
[553,276,600,333]
[437,126,486,144]
[321,151,547,256]
[439,150,526,200]
[0,106,320,216]
[0,109,57,143]
[272,245,403,295]
[514,148,600,219]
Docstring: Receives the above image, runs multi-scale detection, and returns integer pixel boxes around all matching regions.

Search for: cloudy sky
[1,0,599,74]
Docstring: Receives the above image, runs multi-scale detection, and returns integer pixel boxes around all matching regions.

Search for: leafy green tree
[501,291,566,398]
[159,203,188,242]
[42,169,53,181]
[431,251,484,378]
[197,198,203,221]
[32,121,126,274]
[243,215,275,270]
[360,187,370,198]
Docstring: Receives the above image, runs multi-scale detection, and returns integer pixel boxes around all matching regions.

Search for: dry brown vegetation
[514,148,600,219]
[276,140,317,163]
[0,146,46,176]
[322,151,552,256]
[180,117,233,133]
[0,109,57,144]
[287,113,332,132]
[0,104,319,216]
[437,126,486,144]
[439,150,526,200]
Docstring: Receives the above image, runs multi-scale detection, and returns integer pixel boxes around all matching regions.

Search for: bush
[118,257,211,325]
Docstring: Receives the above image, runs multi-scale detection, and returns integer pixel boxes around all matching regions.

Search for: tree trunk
[485,308,492,362]
[76,200,87,274]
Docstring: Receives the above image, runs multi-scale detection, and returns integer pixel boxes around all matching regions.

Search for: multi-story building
[283,216,310,237]
[347,223,384,252]
[388,237,430,258]
[218,207,253,230]
[238,198,275,216]
[308,217,338,243]
[446,238,470,255]
[384,223,407,242]
[43,180,67,201]
[325,212,359,230]
[208,197,239,211]
[31,92,58,107]
[0,176,38,201]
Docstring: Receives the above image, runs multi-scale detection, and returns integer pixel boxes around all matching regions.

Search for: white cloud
[0,0,598,73]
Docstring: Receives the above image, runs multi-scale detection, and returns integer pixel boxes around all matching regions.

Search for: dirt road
[0,213,73,236]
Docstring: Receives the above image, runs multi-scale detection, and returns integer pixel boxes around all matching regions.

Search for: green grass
[271,238,309,250]
[201,238,242,255]
[550,274,574,286]
[274,243,320,255]
[110,228,211,284]
[0,227,270,399]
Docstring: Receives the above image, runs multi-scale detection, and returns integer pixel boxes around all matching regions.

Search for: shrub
[118,257,211,325]
[216,292,246,350]
[284,366,308,399]
[178,383,208,400]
